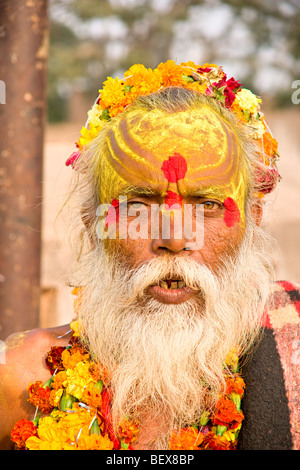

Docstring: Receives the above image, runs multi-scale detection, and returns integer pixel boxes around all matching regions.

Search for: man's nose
[151,211,193,254]
[152,236,191,254]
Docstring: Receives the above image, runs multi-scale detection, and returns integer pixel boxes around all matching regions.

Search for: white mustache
[118,256,219,305]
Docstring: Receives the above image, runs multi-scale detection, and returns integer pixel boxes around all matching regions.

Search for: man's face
[96,105,249,305]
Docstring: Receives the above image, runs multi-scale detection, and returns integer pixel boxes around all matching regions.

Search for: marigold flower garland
[11,288,246,451]
[66,60,280,197]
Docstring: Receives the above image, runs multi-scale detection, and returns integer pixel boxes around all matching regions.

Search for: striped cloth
[238,281,300,450]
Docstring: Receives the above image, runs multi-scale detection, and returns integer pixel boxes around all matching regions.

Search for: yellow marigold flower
[49,387,64,408]
[59,407,92,443]
[25,435,64,450]
[77,433,114,450]
[77,123,103,149]
[70,320,82,337]
[28,416,69,449]
[199,62,219,69]
[234,88,262,115]
[184,81,208,94]
[224,348,239,372]
[99,76,129,116]
[64,361,97,400]
[223,426,240,443]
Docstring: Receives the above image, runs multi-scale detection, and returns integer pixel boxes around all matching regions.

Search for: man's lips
[146,279,197,304]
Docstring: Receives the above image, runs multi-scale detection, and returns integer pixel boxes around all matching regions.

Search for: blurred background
[0,0,300,339]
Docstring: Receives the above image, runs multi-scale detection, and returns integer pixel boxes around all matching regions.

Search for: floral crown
[66,60,280,196]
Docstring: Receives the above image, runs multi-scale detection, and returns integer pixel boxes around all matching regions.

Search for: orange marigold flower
[49,371,67,407]
[231,100,248,123]
[11,419,38,449]
[157,60,186,87]
[261,131,278,158]
[169,427,204,450]
[124,64,161,97]
[225,375,245,396]
[201,431,234,450]
[118,418,139,444]
[96,363,112,386]
[51,370,67,390]
[88,362,103,382]
[81,382,103,409]
[184,81,208,94]
[213,397,244,430]
[181,61,200,70]
[69,335,89,355]
[61,348,89,370]
[27,381,53,414]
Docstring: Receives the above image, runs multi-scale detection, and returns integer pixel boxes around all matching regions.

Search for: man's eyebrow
[115,185,161,198]
[187,186,227,199]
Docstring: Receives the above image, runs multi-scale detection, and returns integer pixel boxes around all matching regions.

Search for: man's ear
[250,199,263,227]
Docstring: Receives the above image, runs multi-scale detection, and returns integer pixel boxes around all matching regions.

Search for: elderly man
[1,61,299,451]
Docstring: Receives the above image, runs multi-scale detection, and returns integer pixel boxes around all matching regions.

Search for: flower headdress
[66,60,280,197]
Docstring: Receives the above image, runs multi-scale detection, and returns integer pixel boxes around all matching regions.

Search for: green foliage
[48,0,300,121]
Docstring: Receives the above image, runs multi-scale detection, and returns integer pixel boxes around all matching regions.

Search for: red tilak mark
[161,153,187,183]
[164,190,183,209]
[105,198,119,227]
[223,197,240,227]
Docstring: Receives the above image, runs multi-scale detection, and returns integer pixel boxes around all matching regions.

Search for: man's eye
[128,201,147,209]
[201,201,219,210]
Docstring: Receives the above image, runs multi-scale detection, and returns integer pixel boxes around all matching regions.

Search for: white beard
[72,221,275,449]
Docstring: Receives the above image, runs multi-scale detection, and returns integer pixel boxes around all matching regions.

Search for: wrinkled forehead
[97,106,247,201]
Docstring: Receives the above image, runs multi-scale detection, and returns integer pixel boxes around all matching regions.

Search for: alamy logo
[0,80,6,104]
[95,196,205,251]
[291,80,300,105]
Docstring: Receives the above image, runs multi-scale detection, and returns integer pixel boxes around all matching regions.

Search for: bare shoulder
[4,324,71,370]
[0,324,71,449]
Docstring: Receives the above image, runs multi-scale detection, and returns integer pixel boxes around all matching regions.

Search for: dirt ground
[41,108,300,328]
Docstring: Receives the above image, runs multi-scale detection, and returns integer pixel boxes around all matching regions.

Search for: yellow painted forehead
[96,105,248,203]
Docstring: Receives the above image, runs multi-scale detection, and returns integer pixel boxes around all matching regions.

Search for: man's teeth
[158,280,186,289]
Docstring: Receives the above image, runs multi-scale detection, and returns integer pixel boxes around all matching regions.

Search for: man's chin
[146,284,198,304]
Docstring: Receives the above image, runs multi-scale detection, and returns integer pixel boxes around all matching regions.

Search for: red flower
[207,74,242,108]
[197,66,213,73]
[45,346,66,374]
[11,419,38,449]
[213,397,244,430]
[65,150,81,168]
[27,381,53,414]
